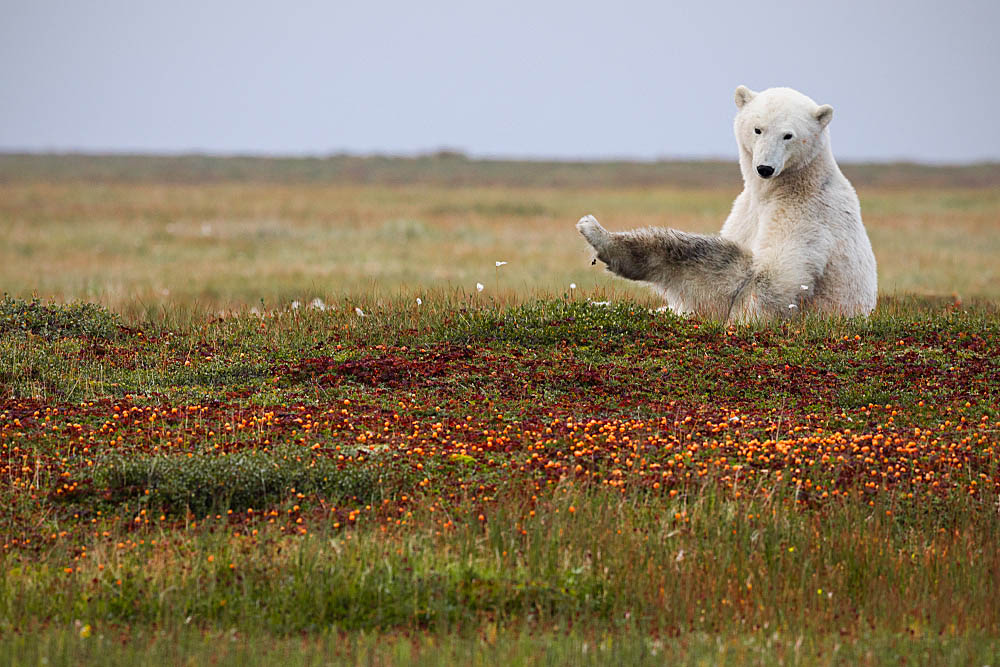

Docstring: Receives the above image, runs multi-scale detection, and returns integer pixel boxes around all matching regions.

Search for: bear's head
[733,86,833,180]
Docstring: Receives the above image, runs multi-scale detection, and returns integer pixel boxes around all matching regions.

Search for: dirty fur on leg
[576,215,755,320]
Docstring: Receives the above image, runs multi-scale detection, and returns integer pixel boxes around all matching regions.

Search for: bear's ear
[734,85,757,109]
[815,104,834,129]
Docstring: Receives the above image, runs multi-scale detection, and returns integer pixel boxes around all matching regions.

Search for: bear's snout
[756,165,775,178]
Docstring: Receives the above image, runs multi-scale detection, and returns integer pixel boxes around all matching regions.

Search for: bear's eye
[754,128,762,135]
[783,133,793,140]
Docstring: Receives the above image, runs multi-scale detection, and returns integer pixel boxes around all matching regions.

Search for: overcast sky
[2,0,998,162]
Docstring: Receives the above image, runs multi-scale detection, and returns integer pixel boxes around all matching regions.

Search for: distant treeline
[2,152,998,188]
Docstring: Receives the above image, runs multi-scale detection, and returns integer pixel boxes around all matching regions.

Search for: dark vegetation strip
[2,153,999,188]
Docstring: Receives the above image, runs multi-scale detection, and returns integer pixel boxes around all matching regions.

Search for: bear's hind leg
[576,215,611,254]
[576,215,757,318]
[576,215,667,282]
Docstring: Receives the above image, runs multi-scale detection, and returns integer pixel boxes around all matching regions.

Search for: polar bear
[577,86,877,322]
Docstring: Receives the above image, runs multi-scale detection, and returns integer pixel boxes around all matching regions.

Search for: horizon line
[2,149,998,169]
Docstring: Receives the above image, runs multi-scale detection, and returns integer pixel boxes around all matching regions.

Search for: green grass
[1,156,999,662]
[1,294,998,665]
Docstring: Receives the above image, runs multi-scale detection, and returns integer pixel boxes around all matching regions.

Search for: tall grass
[1,180,998,313]
[3,486,999,664]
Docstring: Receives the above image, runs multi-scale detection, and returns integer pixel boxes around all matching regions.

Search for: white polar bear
[577,86,878,322]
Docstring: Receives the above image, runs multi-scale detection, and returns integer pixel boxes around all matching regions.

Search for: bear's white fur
[577,86,878,322]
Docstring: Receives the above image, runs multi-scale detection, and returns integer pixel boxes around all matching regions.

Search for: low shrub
[93,448,382,516]
[0,295,123,340]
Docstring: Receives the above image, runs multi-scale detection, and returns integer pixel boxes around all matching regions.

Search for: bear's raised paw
[576,215,610,251]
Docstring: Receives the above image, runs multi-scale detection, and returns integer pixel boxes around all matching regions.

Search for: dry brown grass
[1,180,997,312]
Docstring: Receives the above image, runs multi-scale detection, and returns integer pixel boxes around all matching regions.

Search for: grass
[1,294,999,665]
[1,155,999,664]
[1,157,999,312]
[3,152,1000,188]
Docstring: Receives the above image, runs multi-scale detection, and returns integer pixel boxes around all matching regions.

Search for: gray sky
[2,0,999,162]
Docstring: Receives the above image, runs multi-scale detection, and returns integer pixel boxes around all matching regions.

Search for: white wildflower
[290,300,301,310]
[310,298,326,311]
[476,283,484,292]
[588,300,610,307]
[354,307,365,317]
[495,261,507,267]
[416,297,422,305]
[569,283,577,290]
[788,303,798,309]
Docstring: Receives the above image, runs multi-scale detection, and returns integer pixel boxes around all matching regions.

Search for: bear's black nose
[756,165,775,178]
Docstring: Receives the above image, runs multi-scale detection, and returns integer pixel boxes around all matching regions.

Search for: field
[2,154,999,310]
[1,155,999,665]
